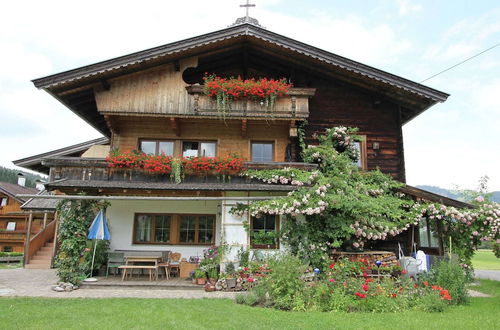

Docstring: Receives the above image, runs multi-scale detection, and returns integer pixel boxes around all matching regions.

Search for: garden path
[0,269,237,299]
[474,270,500,281]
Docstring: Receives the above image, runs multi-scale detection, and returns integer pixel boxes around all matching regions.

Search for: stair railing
[26,219,56,265]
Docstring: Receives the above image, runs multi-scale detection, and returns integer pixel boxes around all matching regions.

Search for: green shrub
[0,252,23,257]
[493,242,500,258]
[235,292,259,306]
[253,254,307,310]
[429,260,469,305]
[416,292,448,312]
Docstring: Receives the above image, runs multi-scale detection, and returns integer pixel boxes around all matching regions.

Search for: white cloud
[397,0,422,16]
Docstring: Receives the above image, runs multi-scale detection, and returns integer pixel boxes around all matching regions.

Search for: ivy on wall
[55,197,109,284]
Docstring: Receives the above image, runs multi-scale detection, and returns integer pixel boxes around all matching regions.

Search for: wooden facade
[16,22,454,258]
[0,188,39,253]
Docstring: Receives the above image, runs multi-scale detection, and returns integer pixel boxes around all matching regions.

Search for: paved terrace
[0,269,237,299]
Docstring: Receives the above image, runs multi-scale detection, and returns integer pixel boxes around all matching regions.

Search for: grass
[0,280,499,330]
[0,262,22,269]
[472,250,500,270]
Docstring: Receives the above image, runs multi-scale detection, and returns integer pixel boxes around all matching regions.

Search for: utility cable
[420,42,500,83]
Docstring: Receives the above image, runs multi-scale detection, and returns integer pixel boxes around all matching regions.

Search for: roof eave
[31,23,448,103]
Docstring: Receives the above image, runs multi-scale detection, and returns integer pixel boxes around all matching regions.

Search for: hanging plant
[203,73,292,115]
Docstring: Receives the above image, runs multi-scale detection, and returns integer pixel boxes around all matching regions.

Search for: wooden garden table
[120,256,161,281]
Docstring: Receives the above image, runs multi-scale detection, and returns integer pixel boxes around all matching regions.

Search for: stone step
[30,258,51,263]
[35,250,52,256]
[25,263,51,269]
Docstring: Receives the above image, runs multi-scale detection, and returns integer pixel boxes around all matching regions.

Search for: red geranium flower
[354,292,366,299]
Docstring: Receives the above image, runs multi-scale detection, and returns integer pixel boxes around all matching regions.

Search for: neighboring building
[15,17,468,262]
[0,177,47,253]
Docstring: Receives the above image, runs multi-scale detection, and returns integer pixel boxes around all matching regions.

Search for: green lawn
[472,250,500,270]
[1,280,499,330]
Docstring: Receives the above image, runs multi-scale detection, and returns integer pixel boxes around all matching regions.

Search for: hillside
[416,185,500,203]
[0,166,45,188]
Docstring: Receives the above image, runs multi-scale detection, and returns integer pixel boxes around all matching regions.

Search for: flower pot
[196,278,206,285]
[226,278,237,288]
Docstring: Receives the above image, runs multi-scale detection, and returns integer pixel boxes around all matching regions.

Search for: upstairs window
[139,140,174,156]
[251,142,274,162]
[182,141,216,157]
[0,197,7,207]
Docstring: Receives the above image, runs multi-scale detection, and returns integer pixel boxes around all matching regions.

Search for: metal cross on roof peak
[240,0,256,18]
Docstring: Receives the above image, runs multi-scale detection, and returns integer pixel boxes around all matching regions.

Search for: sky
[1,0,499,191]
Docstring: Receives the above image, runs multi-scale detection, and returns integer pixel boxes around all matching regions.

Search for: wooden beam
[104,115,119,134]
[170,117,181,136]
[43,212,48,229]
[241,119,247,137]
[51,211,59,268]
[23,211,33,266]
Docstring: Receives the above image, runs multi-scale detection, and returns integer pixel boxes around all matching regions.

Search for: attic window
[0,197,7,207]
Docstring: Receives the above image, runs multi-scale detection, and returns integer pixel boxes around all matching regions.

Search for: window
[6,222,16,231]
[0,197,7,207]
[250,214,279,249]
[133,213,215,245]
[139,140,174,156]
[352,140,367,170]
[134,214,171,243]
[419,217,440,248]
[182,141,216,157]
[251,142,274,162]
[3,246,13,252]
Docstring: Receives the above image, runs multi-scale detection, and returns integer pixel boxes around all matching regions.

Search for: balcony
[95,82,315,120]
[185,85,315,120]
[42,157,317,193]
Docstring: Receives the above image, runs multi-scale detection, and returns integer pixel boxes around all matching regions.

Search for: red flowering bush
[106,151,145,169]
[143,155,173,174]
[106,151,245,180]
[203,73,292,112]
[236,254,460,312]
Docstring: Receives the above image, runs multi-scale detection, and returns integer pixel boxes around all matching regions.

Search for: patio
[81,274,201,290]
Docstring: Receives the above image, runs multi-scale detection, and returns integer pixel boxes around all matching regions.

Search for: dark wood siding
[306,84,405,181]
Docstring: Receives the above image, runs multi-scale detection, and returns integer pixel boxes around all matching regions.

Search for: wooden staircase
[25,241,54,269]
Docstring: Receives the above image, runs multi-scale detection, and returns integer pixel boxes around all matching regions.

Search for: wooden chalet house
[0,176,55,268]
[14,17,470,263]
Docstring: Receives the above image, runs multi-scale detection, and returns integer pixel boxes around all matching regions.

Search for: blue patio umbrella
[86,209,110,281]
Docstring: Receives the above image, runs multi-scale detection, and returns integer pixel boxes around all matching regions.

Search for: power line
[420,42,500,83]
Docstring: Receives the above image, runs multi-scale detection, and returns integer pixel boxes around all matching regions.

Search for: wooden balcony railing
[0,231,26,241]
[185,85,315,119]
[43,158,318,185]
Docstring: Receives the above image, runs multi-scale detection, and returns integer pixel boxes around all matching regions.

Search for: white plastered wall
[106,199,221,259]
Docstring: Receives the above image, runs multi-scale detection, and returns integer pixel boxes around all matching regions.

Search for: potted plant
[224,262,237,289]
[194,269,206,285]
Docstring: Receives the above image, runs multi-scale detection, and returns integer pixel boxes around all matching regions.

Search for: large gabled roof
[32,22,449,136]
[33,23,447,100]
